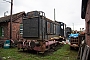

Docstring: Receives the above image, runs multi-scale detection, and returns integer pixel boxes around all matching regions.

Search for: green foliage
[0,44,78,60]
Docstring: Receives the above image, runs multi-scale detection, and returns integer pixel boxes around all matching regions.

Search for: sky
[0,0,85,31]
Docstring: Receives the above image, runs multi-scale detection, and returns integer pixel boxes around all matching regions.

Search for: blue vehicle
[69,33,80,49]
[68,33,79,41]
[69,33,79,38]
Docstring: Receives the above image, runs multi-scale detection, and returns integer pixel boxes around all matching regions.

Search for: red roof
[0,11,26,23]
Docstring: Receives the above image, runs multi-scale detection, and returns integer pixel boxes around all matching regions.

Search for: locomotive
[17,11,66,53]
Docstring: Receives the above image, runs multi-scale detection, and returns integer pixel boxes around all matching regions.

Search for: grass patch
[0,44,78,60]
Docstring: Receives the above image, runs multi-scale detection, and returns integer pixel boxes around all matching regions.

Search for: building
[0,11,25,40]
[78,0,90,60]
[81,0,90,46]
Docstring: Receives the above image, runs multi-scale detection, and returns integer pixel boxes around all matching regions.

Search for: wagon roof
[45,17,53,22]
[0,11,26,23]
[45,17,59,25]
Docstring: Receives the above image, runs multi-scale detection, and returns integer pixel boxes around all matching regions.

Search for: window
[50,23,54,34]
[47,22,50,34]
[0,27,4,37]
[20,24,23,34]
[2,28,4,36]
[54,24,56,34]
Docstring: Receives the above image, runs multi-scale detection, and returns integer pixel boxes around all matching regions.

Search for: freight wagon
[69,33,85,49]
[17,11,66,53]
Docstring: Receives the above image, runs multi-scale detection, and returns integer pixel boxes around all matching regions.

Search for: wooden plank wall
[78,44,90,60]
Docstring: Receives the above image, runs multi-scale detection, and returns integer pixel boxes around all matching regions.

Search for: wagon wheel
[22,48,25,51]
[70,46,73,50]
[30,41,35,48]
[40,42,46,53]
